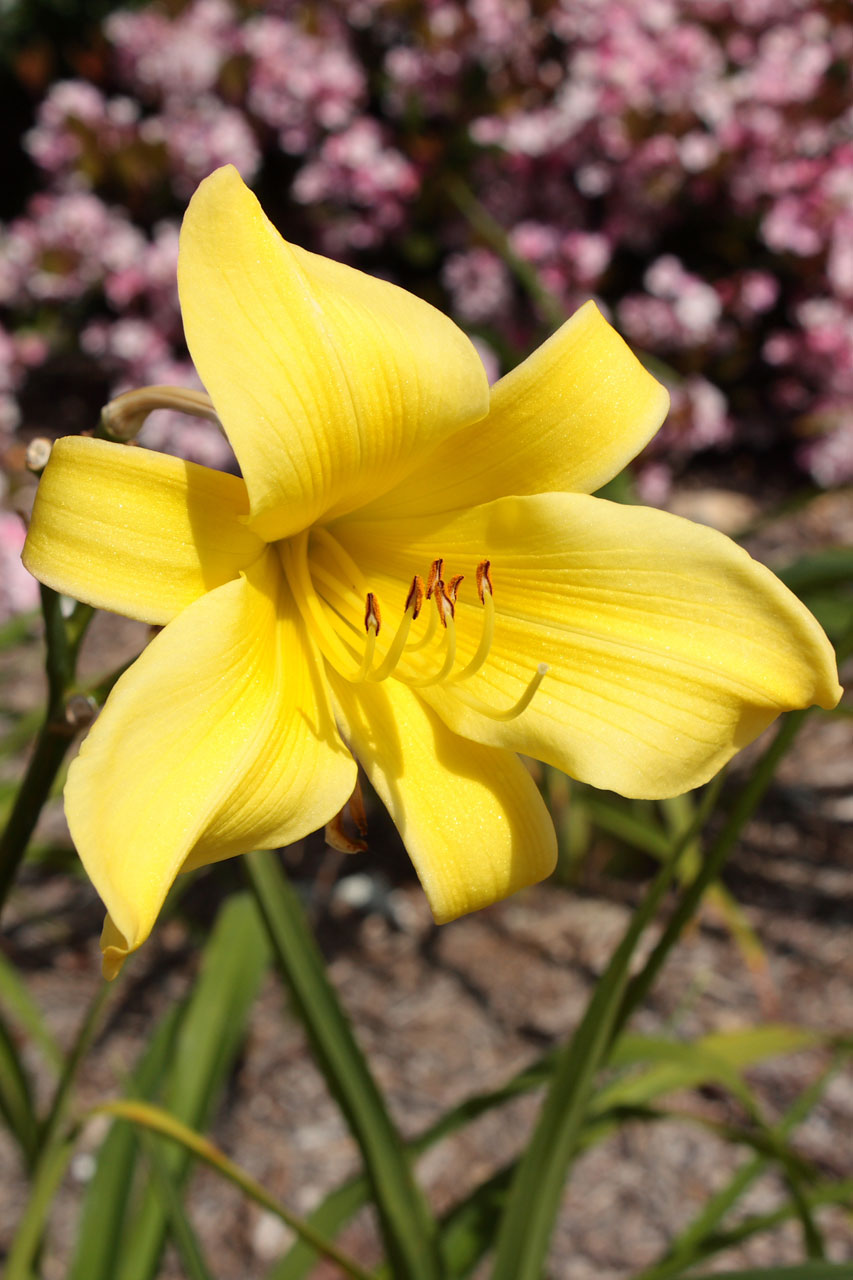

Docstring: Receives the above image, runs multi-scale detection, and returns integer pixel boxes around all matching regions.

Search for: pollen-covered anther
[425,558,443,600]
[446,574,464,607]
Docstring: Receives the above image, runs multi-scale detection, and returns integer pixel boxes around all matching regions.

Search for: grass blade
[116,891,269,1280]
[490,780,720,1280]
[100,1100,374,1280]
[68,1004,182,1280]
[141,1132,218,1280]
[4,1130,77,1280]
[0,949,63,1072]
[245,849,442,1280]
[0,1009,39,1169]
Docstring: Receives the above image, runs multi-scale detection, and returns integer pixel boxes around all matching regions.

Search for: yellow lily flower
[23,167,841,979]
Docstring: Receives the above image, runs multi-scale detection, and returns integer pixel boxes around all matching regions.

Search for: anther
[364,592,381,635]
[353,591,379,680]
[369,577,426,681]
[433,580,453,627]
[425,558,443,599]
[405,575,425,620]
[446,574,464,607]
[476,560,493,603]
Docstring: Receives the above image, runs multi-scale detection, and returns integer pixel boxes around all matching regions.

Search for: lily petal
[338,494,841,799]
[328,673,557,923]
[66,549,356,977]
[178,166,490,542]
[23,437,264,625]
[358,301,670,519]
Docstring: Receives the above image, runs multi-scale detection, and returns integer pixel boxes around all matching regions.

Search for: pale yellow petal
[358,301,670,520]
[23,436,264,625]
[178,166,489,542]
[337,495,841,799]
[65,549,356,977]
[328,673,556,923]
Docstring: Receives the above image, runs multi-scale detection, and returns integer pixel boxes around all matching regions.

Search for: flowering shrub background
[2,0,853,509]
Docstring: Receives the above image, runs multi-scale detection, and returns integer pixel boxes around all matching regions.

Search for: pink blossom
[0,512,40,621]
[442,248,512,324]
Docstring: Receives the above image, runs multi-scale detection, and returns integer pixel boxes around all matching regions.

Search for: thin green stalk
[245,850,442,1280]
[98,1100,374,1280]
[38,978,113,1155]
[4,1128,78,1280]
[0,715,77,908]
[618,710,807,1029]
[444,176,567,331]
[633,1054,847,1280]
[490,777,721,1280]
[0,589,95,914]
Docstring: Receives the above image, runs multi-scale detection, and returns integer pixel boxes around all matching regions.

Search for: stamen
[364,592,381,634]
[453,663,549,721]
[425,558,443,599]
[446,574,464,607]
[451,569,495,682]
[311,526,367,595]
[476,559,493,604]
[403,593,458,688]
[279,533,366,678]
[405,575,425,619]
[405,601,438,652]
[352,592,380,681]
[369,576,423,681]
[434,579,453,627]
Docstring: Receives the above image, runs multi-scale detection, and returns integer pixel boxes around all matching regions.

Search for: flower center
[278,528,547,722]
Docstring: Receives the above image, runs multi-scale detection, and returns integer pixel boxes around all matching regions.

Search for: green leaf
[245,850,442,1280]
[0,1009,39,1169]
[4,1130,76,1280]
[141,1133,216,1280]
[100,1100,372,1280]
[68,1004,182,1280]
[490,781,720,1280]
[0,949,62,1073]
[116,891,269,1280]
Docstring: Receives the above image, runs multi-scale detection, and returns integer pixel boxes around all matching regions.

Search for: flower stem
[0,588,94,917]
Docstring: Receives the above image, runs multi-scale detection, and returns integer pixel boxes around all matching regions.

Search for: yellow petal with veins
[178,166,490,542]
[357,301,670,519]
[65,549,356,978]
[337,494,841,799]
[328,672,557,922]
[23,436,264,625]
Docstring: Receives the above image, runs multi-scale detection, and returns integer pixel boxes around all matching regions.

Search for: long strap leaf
[99,1100,372,1280]
[117,892,269,1280]
[245,849,442,1280]
[490,782,718,1280]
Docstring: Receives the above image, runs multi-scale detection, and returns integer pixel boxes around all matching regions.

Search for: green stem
[0,715,77,911]
[0,590,96,916]
[617,710,807,1029]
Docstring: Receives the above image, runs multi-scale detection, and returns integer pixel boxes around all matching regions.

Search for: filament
[452,663,549,722]
[450,587,495,682]
[310,526,367,595]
